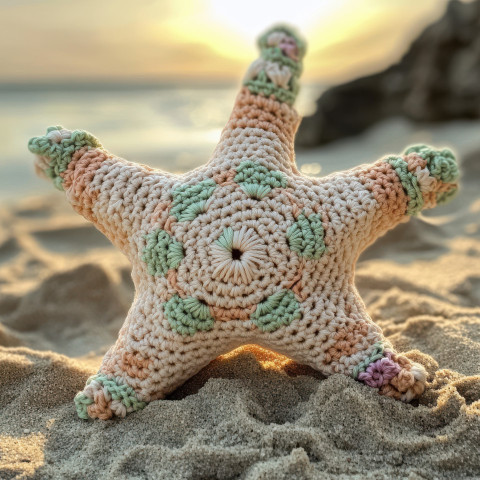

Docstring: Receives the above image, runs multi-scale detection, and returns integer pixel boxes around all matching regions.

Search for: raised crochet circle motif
[141,229,184,277]
[163,294,215,336]
[251,289,302,332]
[234,159,288,199]
[172,192,303,310]
[211,226,269,285]
[287,212,326,259]
[170,178,217,222]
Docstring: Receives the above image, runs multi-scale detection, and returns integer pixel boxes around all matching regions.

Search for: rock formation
[297,0,480,147]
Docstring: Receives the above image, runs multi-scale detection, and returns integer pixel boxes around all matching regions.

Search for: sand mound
[0,345,478,479]
[1,263,130,356]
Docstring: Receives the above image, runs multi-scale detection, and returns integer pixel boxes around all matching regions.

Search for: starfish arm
[73,293,238,420]
[208,25,306,173]
[315,145,460,255]
[340,289,427,402]
[28,126,174,254]
[263,289,427,402]
[366,145,458,225]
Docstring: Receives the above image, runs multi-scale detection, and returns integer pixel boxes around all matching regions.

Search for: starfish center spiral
[210,226,268,285]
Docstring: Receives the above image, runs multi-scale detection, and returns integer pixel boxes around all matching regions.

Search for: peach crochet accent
[28,25,459,420]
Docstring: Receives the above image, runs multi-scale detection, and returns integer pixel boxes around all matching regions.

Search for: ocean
[0,84,322,203]
[2,83,479,206]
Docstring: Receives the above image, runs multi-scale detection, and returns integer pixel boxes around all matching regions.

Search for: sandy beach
[0,117,479,479]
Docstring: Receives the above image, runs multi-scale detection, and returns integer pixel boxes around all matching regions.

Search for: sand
[1,141,480,479]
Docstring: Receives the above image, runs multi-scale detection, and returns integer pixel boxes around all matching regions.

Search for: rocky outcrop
[297,0,480,147]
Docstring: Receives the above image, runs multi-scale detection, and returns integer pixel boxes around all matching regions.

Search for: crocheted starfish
[28,26,459,420]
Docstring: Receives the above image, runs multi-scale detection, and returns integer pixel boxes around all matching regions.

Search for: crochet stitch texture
[28,25,459,420]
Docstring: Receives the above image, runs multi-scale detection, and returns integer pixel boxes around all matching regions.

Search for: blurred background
[1,0,479,204]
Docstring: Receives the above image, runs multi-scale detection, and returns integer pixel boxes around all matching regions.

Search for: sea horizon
[0,84,323,204]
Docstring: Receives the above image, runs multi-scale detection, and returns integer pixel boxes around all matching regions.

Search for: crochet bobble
[28,25,459,419]
[234,160,288,199]
[164,295,215,336]
[251,289,302,332]
[28,126,102,190]
[243,25,306,105]
[287,212,326,259]
[354,343,426,401]
[384,145,459,215]
[170,179,217,222]
[75,374,147,420]
[142,229,184,277]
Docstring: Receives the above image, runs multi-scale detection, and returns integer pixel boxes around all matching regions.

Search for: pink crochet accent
[358,357,401,388]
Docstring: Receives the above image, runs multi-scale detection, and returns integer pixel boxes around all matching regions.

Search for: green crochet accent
[164,295,215,336]
[352,342,385,379]
[245,81,299,106]
[286,212,326,259]
[234,160,288,199]
[141,229,184,277]
[385,156,424,215]
[251,289,302,332]
[216,227,234,250]
[244,25,305,105]
[170,179,217,222]
[74,374,146,420]
[404,145,459,184]
[261,47,303,73]
[28,126,102,191]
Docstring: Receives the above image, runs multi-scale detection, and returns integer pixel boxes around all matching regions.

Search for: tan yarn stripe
[405,153,427,173]
[62,147,104,206]
[360,161,408,221]
[209,304,256,322]
[221,88,299,160]
[213,169,236,186]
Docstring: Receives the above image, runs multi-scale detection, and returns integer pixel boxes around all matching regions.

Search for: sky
[0,0,452,85]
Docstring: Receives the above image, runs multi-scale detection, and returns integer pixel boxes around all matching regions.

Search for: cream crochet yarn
[28,25,459,420]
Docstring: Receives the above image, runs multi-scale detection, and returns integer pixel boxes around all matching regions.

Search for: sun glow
[0,0,448,83]
[156,0,448,82]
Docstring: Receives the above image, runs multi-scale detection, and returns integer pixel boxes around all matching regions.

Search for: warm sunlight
[0,0,447,84]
